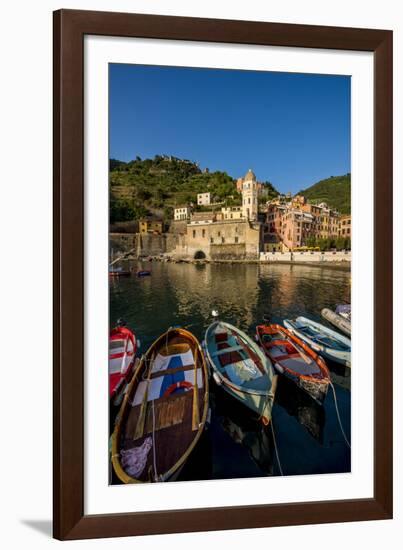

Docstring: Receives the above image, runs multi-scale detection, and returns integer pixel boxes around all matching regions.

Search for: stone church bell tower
[242,169,258,221]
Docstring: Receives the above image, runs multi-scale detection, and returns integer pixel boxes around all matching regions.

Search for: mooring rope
[270,419,284,476]
[151,397,159,481]
[329,381,351,449]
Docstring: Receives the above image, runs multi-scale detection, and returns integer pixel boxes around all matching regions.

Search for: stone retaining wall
[260,251,351,263]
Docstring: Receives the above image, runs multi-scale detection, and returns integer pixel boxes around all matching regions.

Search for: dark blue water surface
[110,261,351,480]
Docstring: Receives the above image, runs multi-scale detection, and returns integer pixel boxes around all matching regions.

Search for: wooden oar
[133,353,154,440]
[191,349,200,431]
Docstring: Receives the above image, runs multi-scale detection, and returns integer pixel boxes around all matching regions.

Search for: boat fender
[212,372,222,386]
[163,380,193,397]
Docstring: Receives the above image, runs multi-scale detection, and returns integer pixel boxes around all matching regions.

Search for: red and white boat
[256,323,330,404]
[109,323,138,402]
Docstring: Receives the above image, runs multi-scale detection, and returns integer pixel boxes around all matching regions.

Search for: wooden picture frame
[53,9,393,540]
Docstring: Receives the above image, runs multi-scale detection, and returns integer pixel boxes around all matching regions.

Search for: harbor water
[110,261,351,481]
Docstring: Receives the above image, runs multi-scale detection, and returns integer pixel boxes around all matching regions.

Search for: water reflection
[110,261,351,346]
[214,385,274,475]
[275,376,325,444]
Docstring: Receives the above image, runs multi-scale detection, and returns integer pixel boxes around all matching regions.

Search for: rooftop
[244,168,256,181]
[139,217,163,223]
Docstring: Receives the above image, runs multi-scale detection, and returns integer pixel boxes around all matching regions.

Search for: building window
[210,237,214,244]
[218,231,221,237]
[222,237,225,244]
[193,230,196,238]
[235,236,239,244]
[202,229,205,238]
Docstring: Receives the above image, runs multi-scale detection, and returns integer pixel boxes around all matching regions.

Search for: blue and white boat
[283,316,351,367]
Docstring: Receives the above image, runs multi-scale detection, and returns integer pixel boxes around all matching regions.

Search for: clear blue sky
[109,64,350,194]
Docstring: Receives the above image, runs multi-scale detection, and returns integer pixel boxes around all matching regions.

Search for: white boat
[204,321,277,425]
[321,308,351,336]
[283,316,351,367]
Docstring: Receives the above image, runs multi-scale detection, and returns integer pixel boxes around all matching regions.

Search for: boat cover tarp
[132,368,203,406]
[224,359,262,386]
[336,304,351,316]
[152,349,194,373]
[278,356,320,375]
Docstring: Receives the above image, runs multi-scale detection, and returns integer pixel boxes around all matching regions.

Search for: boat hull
[217,377,276,425]
[109,269,131,277]
[288,369,328,404]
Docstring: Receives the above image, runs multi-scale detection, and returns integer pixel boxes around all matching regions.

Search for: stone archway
[194,250,206,260]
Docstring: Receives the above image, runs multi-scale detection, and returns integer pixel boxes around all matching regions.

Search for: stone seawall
[260,251,351,263]
[210,243,247,260]
[109,233,136,255]
[110,232,178,257]
[110,233,350,263]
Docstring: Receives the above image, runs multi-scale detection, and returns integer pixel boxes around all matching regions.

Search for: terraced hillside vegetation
[298,173,351,214]
[109,155,278,223]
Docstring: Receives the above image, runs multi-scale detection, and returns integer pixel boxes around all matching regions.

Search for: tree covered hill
[298,173,351,214]
[110,155,278,223]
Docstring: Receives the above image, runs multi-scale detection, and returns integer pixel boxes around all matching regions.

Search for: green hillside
[298,173,351,214]
[110,155,279,223]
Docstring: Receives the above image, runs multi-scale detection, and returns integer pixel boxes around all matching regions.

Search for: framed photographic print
[53,9,393,540]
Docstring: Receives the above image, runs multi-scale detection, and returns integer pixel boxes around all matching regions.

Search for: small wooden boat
[109,324,138,402]
[137,270,151,277]
[111,327,209,483]
[204,321,276,426]
[109,266,131,277]
[283,316,351,367]
[321,307,351,336]
[256,323,330,404]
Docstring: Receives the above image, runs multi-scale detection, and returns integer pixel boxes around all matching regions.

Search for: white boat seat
[211,345,244,357]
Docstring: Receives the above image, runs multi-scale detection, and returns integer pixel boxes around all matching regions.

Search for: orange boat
[256,323,330,404]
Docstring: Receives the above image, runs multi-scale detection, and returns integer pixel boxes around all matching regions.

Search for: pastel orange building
[266,195,342,250]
